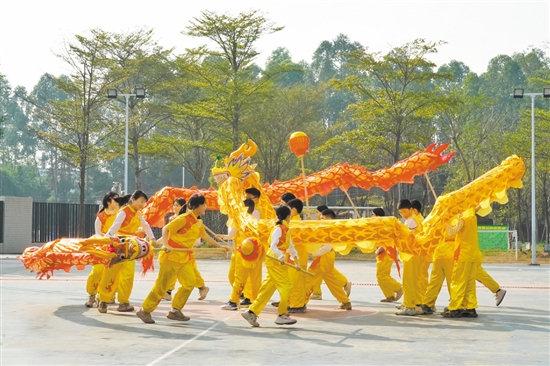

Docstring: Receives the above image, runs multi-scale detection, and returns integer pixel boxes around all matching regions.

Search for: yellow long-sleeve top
[105,205,155,239]
[162,211,205,266]
[455,215,483,262]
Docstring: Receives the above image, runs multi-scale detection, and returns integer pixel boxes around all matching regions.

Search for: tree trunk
[78,162,86,237]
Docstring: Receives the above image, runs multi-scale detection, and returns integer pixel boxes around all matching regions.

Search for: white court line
[146,312,239,366]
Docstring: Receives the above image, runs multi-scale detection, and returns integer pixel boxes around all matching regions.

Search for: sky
[0,0,549,91]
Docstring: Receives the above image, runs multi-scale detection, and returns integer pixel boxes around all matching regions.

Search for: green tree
[27,29,120,235]
[183,10,284,150]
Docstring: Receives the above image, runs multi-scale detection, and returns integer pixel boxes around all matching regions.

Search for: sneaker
[494,289,506,306]
[117,303,135,312]
[240,298,252,308]
[339,302,352,310]
[85,295,97,308]
[461,309,478,318]
[288,306,307,313]
[395,304,404,310]
[136,308,155,324]
[275,314,297,325]
[415,306,424,315]
[394,288,403,301]
[163,292,172,301]
[198,286,210,300]
[167,309,190,321]
[441,309,462,318]
[344,282,352,297]
[271,301,280,307]
[241,310,259,327]
[420,305,434,315]
[381,296,396,303]
[310,294,322,300]
[221,301,238,310]
[395,307,416,316]
[98,301,108,314]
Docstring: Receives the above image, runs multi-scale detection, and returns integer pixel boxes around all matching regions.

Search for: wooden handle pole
[343,189,360,218]
[300,156,312,220]
[424,173,438,200]
[266,254,315,277]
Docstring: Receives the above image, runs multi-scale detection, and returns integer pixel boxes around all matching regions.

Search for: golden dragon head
[212,139,258,185]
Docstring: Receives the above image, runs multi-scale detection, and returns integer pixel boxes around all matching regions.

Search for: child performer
[241,205,299,327]
[136,194,229,324]
[163,198,209,302]
[85,191,119,307]
[98,190,156,313]
[373,207,403,303]
[395,199,424,316]
[304,209,352,310]
[221,199,263,310]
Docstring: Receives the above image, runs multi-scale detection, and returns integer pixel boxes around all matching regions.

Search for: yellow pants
[229,253,262,303]
[228,253,253,299]
[167,259,205,291]
[313,282,323,296]
[449,261,479,310]
[249,257,292,316]
[288,244,309,308]
[142,261,196,313]
[86,264,105,296]
[401,255,422,308]
[98,260,134,303]
[305,252,349,304]
[422,257,453,307]
[313,268,346,295]
[418,258,431,298]
[376,255,402,298]
[476,265,500,293]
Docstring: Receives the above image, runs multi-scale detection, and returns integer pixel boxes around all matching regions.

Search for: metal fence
[32,202,99,243]
[0,201,4,243]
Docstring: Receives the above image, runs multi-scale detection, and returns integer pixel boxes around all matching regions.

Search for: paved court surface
[1,257,549,365]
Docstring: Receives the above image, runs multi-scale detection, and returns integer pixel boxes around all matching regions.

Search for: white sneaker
[85,295,97,308]
[310,294,322,300]
[495,289,507,306]
[275,314,297,325]
[415,306,424,315]
[163,292,172,301]
[221,301,238,310]
[395,307,416,316]
[198,286,209,300]
[241,310,259,327]
[344,282,352,297]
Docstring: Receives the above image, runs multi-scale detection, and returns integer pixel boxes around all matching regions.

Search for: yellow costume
[249,222,298,316]
[86,210,116,302]
[288,214,308,310]
[400,214,424,309]
[376,247,402,300]
[305,246,350,306]
[142,211,205,314]
[448,214,482,312]
[98,205,155,308]
[422,238,454,308]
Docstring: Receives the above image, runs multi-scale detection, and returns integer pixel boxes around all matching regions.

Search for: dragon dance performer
[97,190,156,313]
[85,191,119,308]
[442,210,483,318]
[163,198,210,302]
[411,199,430,308]
[242,205,299,327]
[136,194,229,324]
[221,199,263,310]
[286,199,310,313]
[304,209,352,310]
[395,199,424,316]
[373,208,403,303]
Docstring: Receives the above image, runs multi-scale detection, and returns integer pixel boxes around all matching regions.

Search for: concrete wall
[0,196,33,254]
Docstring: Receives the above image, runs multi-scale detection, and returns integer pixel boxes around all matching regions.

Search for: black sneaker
[461,309,478,318]
[441,310,462,318]
[288,305,307,313]
[420,304,434,315]
[240,298,252,308]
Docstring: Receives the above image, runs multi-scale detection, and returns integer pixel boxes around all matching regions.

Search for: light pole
[107,87,146,195]
[512,88,550,265]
